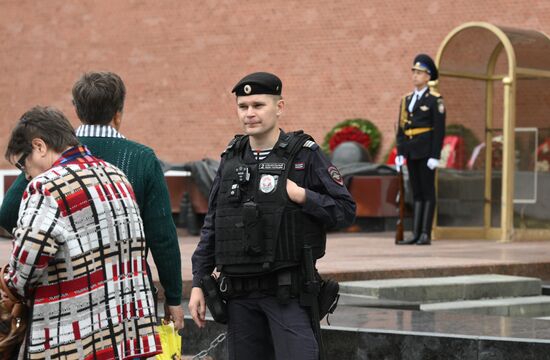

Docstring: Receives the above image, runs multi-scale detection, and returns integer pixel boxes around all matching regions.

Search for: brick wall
[1,0,549,167]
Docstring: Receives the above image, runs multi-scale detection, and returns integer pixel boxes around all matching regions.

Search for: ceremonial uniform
[396,54,446,245]
[190,72,356,360]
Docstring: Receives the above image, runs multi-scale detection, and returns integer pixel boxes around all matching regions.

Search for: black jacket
[396,88,446,160]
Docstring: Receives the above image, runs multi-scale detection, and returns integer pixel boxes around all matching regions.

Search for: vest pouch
[200,274,227,324]
[242,201,264,256]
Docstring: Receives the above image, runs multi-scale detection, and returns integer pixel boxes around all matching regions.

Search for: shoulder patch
[328,166,344,186]
[437,98,445,114]
[302,140,318,150]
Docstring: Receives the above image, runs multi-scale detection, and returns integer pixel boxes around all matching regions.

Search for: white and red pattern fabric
[6,146,162,360]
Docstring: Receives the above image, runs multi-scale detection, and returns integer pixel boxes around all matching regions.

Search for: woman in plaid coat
[3,106,161,359]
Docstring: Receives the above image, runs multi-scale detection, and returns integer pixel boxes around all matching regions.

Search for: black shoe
[416,233,431,245]
[396,237,418,245]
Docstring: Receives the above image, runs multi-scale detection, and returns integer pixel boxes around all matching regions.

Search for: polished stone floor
[180,304,550,359]
[326,306,550,342]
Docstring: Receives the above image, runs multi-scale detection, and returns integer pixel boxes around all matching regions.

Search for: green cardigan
[0,136,182,305]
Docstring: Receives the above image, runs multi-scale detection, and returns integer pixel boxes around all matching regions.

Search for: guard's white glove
[427,158,440,170]
[395,155,405,166]
[394,155,405,172]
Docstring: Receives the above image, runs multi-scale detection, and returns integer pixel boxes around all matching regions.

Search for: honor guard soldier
[395,54,446,245]
[189,72,356,360]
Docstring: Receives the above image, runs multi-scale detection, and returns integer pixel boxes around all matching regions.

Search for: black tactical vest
[215,131,326,276]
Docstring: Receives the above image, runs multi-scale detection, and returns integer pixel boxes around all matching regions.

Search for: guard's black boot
[417,201,435,245]
[397,201,423,245]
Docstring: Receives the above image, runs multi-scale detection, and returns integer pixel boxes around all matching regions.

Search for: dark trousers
[407,157,436,202]
[227,293,319,360]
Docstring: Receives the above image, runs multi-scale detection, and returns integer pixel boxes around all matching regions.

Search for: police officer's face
[411,69,430,88]
[237,94,284,138]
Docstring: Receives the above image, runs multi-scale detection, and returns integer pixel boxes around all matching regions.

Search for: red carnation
[329,126,371,152]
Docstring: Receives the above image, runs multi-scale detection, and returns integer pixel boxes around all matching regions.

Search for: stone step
[338,293,421,310]
[420,295,550,317]
[339,274,541,302]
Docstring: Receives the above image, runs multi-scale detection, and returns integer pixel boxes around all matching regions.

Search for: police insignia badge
[294,162,305,170]
[328,166,344,186]
[259,174,278,193]
[420,105,429,111]
[438,99,445,114]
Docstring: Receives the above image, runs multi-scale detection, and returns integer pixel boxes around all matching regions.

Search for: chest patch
[294,162,305,170]
[328,166,344,186]
[420,105,429,111]
[259,174,278,193]
[259,163,285,171]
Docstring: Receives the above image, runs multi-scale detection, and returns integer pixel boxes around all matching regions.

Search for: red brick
[1,0,549,166]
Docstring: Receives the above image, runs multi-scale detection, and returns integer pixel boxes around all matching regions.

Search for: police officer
[395,54,446,246]
[189,72,356,360]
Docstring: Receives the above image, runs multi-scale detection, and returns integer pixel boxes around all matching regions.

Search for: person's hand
[164,302,185,331]
[0,289,8,302]
[395,155,405,172]
[188,287,207,328]
[427,158,440,170]
[1,289,14,311]
[286,179,306,204]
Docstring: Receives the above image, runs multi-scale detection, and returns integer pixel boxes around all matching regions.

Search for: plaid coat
[6,146,161,360]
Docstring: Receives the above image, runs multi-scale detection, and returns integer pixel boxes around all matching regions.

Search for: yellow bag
[156,321,182,360]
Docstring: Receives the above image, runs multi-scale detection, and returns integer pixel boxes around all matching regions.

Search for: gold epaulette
[403,92,413,99]
[430,90,441,97]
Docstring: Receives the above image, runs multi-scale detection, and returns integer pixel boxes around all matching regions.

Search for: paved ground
[175,230,550,282]
[2,230,550,296]
[317,232,550,281]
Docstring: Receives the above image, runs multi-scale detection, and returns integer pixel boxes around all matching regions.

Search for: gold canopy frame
[432,22,550,242]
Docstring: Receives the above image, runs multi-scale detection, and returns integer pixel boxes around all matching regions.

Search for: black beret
[411,54,438,81]
[232,72,282,96]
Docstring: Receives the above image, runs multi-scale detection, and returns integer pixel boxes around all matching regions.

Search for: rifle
[301,245,325,360]
[395,95,408,244]
[395,166,405,244]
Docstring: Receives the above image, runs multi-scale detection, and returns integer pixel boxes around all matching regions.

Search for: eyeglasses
[14,153,29,172]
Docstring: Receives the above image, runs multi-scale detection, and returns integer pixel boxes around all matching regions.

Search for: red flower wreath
[328,126,371,152]
[538,138,550,162]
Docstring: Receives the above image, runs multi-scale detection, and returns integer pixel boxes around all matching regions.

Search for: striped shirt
[252,148,272,161]
[75,124,125,138]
